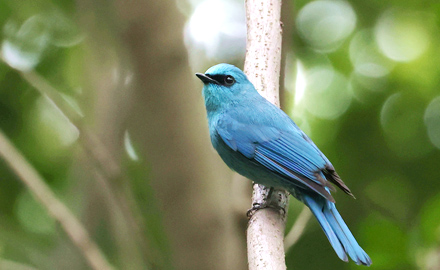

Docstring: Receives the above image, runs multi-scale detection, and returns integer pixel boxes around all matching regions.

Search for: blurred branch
[1,59,120,180]
[244,0,289,269]
[0,259,39,270]
[0,131,114,270]
[20,71,82,123]
[1,54,81,126]
[284,206,312,250]
[2,59,152,263]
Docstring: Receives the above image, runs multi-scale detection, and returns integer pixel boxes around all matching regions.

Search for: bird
[195,63,372,266]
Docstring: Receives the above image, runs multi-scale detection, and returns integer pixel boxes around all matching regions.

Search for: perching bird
[195,63,372,266]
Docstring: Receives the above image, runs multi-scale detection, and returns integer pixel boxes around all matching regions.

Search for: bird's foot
[246,202,287,218]
[247,187,287,218]
[246,202,267,218]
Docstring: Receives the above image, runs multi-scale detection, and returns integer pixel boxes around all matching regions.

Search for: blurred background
[0,0,439,269]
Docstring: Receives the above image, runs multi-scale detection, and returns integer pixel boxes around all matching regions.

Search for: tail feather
[327,201,372,265]
[303,196,348,262]
[303,195,372,266]
[324,201,372,265]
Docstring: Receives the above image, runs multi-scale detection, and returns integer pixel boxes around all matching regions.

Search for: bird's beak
[195,73,219,85]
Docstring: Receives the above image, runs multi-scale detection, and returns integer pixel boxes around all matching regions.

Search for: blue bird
[196,63,372,266]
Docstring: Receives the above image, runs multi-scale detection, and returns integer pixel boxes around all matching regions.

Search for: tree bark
[244,1,289,269]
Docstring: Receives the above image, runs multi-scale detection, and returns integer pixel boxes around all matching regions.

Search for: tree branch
[244,1,289,269]
[0,131,114,270]
[2,61,151,265]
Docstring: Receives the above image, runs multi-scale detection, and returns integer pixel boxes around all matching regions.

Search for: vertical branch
[244,1,289,270]
[244,0,283,106]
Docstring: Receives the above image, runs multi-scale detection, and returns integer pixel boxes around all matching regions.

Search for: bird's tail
[303,195,372,266]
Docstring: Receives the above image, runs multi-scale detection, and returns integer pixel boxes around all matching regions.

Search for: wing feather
[215,108,352,201]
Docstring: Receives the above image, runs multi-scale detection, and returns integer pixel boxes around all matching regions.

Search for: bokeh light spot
[30,96,79,156]
[48,12,84,48]
[294,60,306,106]
[349,72,387,104]
[380,93,433,158]
[349,29,394,78]
[296,0,356,52]
[417,247,440,270]
[185,0,245,61]
[2,16,50,71]
[124,130,139,161]
[424,96,440,150]
[375,9,430,62]
[303,67,352,119]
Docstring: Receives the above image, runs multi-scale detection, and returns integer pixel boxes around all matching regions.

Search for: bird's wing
[216,112,352,202]
[216,114,281,158]
[255,134,337,201]
[296,129,354,197]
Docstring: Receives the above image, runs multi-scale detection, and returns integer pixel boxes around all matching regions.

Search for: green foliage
[0,0,439,269]
[285,0,440,269]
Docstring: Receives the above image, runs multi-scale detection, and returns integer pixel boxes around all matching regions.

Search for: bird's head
[196,63,257,112]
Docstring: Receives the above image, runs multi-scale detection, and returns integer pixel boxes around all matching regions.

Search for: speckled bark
[244,0,283,106]
[244,1,289,270]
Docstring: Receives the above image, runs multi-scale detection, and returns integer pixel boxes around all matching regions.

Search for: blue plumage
[196,63,371,266]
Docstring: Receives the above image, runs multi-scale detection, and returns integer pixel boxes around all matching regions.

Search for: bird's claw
[246,201,286,218]
[247,202,266,218]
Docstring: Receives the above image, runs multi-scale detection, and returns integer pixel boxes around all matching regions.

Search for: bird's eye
[224,75,235,86]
